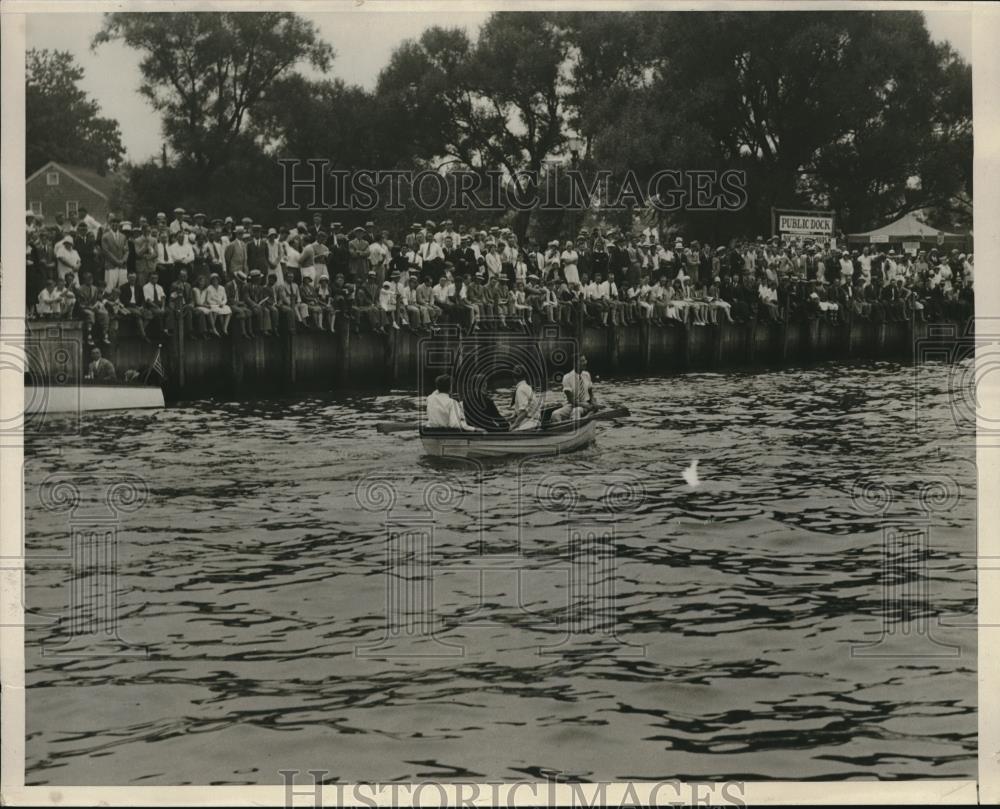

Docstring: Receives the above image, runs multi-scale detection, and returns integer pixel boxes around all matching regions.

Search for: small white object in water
[683,460,701,488]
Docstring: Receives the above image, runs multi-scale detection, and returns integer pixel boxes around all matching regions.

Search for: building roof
[25,161,117,200]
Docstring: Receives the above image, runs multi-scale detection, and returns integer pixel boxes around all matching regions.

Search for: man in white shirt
[562,354,597,412]
[143,271,168,335]
[425,374,483,431]
[510,365,542,431]
[595,273,622,325]
[169,207,185,235]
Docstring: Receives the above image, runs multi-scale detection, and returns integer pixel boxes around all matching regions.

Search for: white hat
[25,209,36,218]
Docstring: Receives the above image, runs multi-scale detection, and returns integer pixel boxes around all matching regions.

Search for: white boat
[420,416,598,459]
[24,384,165,415]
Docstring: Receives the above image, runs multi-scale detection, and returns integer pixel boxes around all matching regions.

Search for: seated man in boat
[462,373,509,432]
[84,347,117,384]
[509,365,543,431]
[561,354,598,414]
[425,374,485,432]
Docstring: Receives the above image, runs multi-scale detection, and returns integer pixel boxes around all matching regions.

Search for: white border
[0,2,994,806]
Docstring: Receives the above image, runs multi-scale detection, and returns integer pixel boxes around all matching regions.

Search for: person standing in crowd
[55,233,81,283]
[225,226,249,278]
[419,229,444,281]
[133,223,158,285]
[561,240,580,287]
[349,227,370,281]
[203,229,225,280]
[169,207,185,235]
[101,214,129,292]
[246,224,268,276]
[165,228,194,292]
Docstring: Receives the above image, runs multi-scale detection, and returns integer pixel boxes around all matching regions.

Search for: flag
[144,345,165,384]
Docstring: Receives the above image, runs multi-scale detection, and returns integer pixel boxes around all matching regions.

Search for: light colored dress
[205,284,231,314]
[561,250,580,286]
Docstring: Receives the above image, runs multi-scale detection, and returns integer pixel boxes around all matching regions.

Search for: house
[25,161,117,225]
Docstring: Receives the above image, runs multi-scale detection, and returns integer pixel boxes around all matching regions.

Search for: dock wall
[25,315,974,398]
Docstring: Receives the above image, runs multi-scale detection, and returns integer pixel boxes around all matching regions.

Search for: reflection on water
[24,359,976,784]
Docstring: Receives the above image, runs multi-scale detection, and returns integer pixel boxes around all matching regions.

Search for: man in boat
[463,373,509,432]
[426,375,485,432]
[84,347,117,384]
[560,354,598,414]
[509,365,543,431]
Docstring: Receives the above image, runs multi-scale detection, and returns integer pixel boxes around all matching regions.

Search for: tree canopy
[93,12,334,172]
[26,49,125,174]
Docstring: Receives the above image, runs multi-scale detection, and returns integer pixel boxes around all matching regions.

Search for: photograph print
[8,3,982,802]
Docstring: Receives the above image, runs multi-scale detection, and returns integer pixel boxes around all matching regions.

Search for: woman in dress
[193,274,217,337]
[285,234,303,284]
[206,273,232,336]
[561,240,580,287]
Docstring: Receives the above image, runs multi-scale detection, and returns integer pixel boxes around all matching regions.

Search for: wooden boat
[420,415,599,459]
[24,384,165,415]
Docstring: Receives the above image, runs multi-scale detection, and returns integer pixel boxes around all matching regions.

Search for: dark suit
[119,280,151,336]
[246,238,270,274]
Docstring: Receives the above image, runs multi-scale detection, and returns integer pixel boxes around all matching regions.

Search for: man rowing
[551,354,598,424]
[425,374,485,432]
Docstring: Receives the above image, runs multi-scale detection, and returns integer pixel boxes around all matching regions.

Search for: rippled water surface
[24,360,977,784]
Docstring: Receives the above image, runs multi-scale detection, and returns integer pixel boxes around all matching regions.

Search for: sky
[26,9,971,164]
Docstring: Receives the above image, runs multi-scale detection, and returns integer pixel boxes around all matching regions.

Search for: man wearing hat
[348,227,370,281]
[309,212,324,242]
[246,269,276,337]
[225,226,248,279]
[225,270,254,339]
[203,228,226,279]
[133,222,158,286]
[328,223,349,276]
[418,230,444,282]
[405,223,423,252]
[101,214,129,292]
[168,208,185,235]
[368,230,390,286]
[243,223,267,275]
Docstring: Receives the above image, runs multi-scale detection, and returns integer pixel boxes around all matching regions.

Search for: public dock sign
[772,207,835,238]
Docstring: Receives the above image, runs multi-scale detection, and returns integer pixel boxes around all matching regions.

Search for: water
[23,360,977,784]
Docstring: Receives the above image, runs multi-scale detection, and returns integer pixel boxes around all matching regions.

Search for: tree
[378,13,569,238]
[25,49,125,174]
[93,12,334,173]
[578,11,972,236]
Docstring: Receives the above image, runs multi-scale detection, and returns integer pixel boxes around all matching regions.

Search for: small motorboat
[24,383,165,415]
[420,414,600,459]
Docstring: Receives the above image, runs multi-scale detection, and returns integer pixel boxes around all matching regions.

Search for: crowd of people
[25,207,975,347]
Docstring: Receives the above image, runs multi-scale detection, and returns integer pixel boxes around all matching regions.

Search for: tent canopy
[847,210,964,243]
